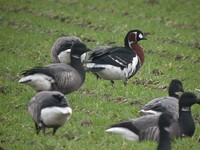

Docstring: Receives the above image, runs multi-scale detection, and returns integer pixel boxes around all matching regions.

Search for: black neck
[168,91,179,99]
[71,55,85,79]
[157,128,171,150]
[179,106,195,137]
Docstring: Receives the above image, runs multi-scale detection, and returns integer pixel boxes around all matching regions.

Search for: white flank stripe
[19,73,54,91]
[41,106,72,126]
[58,49,71,64]
[140,110,161,116]
[105,127,139,141]
[86,55,139,80]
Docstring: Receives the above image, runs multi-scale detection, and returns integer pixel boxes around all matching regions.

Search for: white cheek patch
[138,33,143,39]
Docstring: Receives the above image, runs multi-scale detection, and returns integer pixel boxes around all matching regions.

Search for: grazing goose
[28,91,72,135]
[105,92,200,141]
[19,42,90,94]
[51,36,86,64]
[140,79,184,119]
[86,29,146,85]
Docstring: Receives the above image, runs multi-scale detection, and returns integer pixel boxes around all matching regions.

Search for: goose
[157,112,173,150]
[28,91,72,135]
[140,79,184,119]
[19,42,90,94]
[51,36,87,64]
[86,29,146,85]
[105,92,200,141]
[89,46,112,80]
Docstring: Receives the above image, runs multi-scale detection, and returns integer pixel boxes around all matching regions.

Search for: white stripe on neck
[164,127,170,132]
[181,107,190,111]
[72,55,80,59]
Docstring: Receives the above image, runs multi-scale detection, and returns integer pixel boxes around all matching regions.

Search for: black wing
[88,47,137,69]
[21,66,55,78]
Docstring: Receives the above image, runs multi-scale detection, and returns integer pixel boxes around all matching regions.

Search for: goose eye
[138,33,143,39]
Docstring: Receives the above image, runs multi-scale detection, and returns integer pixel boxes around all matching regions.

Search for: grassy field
[0,0,200,149]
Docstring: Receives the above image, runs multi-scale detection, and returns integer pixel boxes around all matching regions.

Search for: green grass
[0,0,200,149]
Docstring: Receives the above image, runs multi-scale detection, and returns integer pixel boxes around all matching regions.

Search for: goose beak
[86,48,91,52]
[142,37,147,40]
[180,88,184,93]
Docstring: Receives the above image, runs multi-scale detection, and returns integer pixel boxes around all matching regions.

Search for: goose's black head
[179,92,200,108]
[57,41,81,55]
[71,42,90,56]
[158,112,174,129]
[41,92,69,109]
[124,29,146,47]
[168,79,184,99]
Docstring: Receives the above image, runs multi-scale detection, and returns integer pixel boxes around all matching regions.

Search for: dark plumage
[51,36,86,64]
[106,92,200,141]
[140,79,184,119]
[28,91,72,135]
[19,42,90,94]
[86,29,146,85]
[157,112,174,150]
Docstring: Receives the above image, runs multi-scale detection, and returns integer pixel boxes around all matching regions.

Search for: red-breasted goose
[19,42,90,94]
[105,92,200,141]
[140,79,184,119]
[89,46,112,80]
[28,91,72,135]
[86,29,146,85]
[51,36,87,64]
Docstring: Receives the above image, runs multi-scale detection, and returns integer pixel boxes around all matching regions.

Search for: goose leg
[42,125,46,135]
[52,127,58,135]
[124,80,128,86]
[111,80,115,85]
[35,123,41,134]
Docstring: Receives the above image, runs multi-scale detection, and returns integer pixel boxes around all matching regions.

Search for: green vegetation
[0,0,200,149]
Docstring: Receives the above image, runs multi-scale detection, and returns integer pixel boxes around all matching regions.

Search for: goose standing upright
[28,91,72,135]
[140,79,184,119]
[86,29,146,85]
[106,92,200,141]
[51,36,86,64]
[19,42,90,94]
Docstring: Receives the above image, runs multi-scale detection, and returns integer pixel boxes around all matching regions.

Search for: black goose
[86,29,146,85]
[105,92,200,141]
[157,112,173,150]
[51,36,86,64]
[28,91,72,135]
[140,79,184,119]
[19,42,90,94]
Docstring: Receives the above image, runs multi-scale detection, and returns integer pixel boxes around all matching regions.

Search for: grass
[0,0,200,149]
